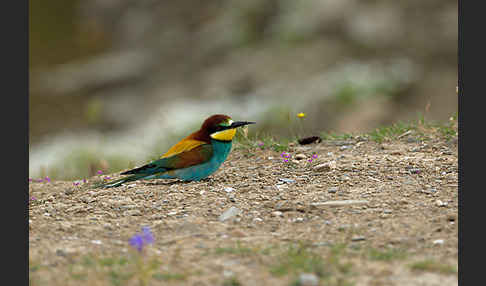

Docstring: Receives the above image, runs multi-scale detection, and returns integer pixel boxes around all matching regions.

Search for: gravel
[29,135,458,286]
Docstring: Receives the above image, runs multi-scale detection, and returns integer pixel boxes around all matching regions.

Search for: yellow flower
[297,112,306,118]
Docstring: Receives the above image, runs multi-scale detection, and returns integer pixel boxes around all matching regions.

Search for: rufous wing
[161,139,208,158]
[121,143,213,175]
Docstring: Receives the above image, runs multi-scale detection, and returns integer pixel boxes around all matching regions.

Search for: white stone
[433,239,444,245]
[219,207,241,222]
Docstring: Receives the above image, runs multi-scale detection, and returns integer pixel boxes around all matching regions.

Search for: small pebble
[351,236,366,242]
[125,210,142,216]
[409,168,421,174]
[224,187,235,193]
[340,175,351,181]
[298,273,319,286]
[328,187,339,193]
[228,195,236,202]
[271,211,283,217]
[435,200,448,207]
[314,164,330,171]
[276,184,288,190]
[313,161,336,172]
[433,239,444,245]
[446,214,456,222]
[279,178,296,184]
[219,207,241,222]
[295,154,307,160]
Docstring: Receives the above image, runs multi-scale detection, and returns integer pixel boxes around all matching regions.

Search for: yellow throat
[210,128,237,141]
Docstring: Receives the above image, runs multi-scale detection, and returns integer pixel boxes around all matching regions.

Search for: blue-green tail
[94,174,149,189]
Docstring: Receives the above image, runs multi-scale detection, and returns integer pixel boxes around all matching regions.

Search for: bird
[97,114,255,188]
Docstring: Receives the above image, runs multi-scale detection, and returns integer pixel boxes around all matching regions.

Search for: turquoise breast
[153,140,233,181]
[176,140,233,181]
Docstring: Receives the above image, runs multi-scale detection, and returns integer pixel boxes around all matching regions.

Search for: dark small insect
[298,136,322,145]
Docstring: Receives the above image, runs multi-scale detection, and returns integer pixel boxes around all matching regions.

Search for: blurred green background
[29,0,457,180]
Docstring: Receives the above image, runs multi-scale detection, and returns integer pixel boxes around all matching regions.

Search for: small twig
[311,200,369,207]
[397,130,413,139]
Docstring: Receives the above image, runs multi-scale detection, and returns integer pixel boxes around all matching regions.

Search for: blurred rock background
[29,0,457,180]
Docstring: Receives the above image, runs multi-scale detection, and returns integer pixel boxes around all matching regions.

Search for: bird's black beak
[230,121,256,129]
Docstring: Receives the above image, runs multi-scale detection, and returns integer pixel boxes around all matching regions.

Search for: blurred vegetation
[29,0,457,179]
[29,113,457,181]
[29,0,109,69]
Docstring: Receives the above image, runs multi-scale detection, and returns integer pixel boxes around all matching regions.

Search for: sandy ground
[29,133,458,286]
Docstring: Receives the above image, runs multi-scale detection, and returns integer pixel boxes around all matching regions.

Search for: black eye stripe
[212,124,230,133]
[209,125,232,133]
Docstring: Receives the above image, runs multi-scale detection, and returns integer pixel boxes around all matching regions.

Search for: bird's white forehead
[218,118,233,127]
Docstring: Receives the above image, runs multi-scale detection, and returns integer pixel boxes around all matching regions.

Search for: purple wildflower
[83,178,87,183]
[44,176,51,183]
[97,170,103,175]
[280,152,291,159]
[141,227,154,244]
[312,154,318,159]
[283,159,289,163]
[73,182,80,186]
[257,142,264,147]
[129,235,144,252]
[37,179,44,183]
[30,196,36,201]
[308,159,313,162]
[29,178,33,182]
[129,226,155,252]
[103,176,111,180]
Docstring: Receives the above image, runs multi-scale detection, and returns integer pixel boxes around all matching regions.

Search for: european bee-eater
[98,114,255,188]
